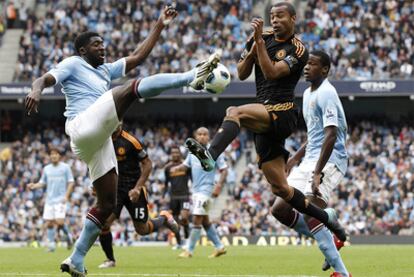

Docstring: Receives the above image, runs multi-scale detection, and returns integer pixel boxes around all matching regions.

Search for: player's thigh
[261,156,291,197]
[93,168,118,211]
[191,193,211,217]
[43,203,55,221]
[227,103,271,133]
[180,201,191,220]
[125,188,149,223]
[170,199,181,217]
[103,213,117,230]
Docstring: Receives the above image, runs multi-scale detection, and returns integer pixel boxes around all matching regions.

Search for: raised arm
[129,157,153,203]
[124,6,177,73]
[237,40,256,81]
[25,73,56,115]
[251,18,290,80]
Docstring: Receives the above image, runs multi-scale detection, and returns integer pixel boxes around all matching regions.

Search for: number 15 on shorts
[134,207,147,222]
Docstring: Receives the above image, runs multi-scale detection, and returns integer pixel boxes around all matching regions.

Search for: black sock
[99,232,115,261]
[150,217,165,232]
[286,188,329,224]
[209,118,240,160]
[183,224,190,239]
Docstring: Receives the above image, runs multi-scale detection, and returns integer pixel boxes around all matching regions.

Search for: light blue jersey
[183,151,227,196]
[39,162,74,204]
[302,79,348,174]
[48,56,126,119]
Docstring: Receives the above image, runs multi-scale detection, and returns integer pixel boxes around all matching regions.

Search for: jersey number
[135,207,145,219]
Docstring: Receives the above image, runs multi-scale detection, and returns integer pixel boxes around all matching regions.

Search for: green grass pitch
[0,245,413,276]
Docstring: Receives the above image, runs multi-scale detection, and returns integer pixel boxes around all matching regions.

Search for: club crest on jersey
[275,49,286,60]
[117,147,126,155]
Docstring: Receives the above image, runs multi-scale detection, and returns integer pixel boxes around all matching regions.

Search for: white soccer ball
[204,63,231,94]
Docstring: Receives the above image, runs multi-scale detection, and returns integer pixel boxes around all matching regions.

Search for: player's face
[195,128,210,146]
[170,148,181,162]
[304,55,324,82]
[85,36,105,66]
[50,151,60,164]
[270,6,295,37]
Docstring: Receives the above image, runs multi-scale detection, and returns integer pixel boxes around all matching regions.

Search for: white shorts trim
[191,193,211,216]
[65,90,119,182]
[288,161,343,203]
[43,203,66,220]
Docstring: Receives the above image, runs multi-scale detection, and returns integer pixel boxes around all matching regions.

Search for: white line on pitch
[0,273,320,277]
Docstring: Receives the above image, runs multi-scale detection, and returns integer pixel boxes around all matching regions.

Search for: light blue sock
[47,227,56,250]
[187,226,202,253]
[314,227,349,276]
[293,213,314,238]
[69,219,101,271]
[206,225,223,249]
[137,69,195,98]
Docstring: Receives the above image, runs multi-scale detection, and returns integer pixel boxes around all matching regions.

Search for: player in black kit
[98,123,179,269]
[185,2,346,241]
[164,146,191,248]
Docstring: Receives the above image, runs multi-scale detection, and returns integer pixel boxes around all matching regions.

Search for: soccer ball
[204,63,231,94]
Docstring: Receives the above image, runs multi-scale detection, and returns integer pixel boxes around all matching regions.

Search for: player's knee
[134,225,148,236]
[226,106,239,117]
[270,183,288,197]
[202,222,211,230]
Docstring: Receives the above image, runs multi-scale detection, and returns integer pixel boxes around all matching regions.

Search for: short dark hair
[74,32,100,54]
[273,2,296,16]
[49,147,61,155]
[311,50,331,71]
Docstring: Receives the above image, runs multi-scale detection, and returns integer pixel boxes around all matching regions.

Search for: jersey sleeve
[239,36,254,62]
[66,165,75,183]
[106,58,126,80]
[48,57,77,84]
[122,131,148,161]
[164,167,170,186]
[318,90,339,128]
[183,154,191,168]
[283,39,308,73]
[215,154,228,170]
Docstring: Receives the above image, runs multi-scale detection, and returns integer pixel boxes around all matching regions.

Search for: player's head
[112,121,123,140]
[270,2,296,38]
[194,127,210,146]
[74,31,105,67]
[170,145,182,162]
[49,148,61,164]
[304,50,331,82]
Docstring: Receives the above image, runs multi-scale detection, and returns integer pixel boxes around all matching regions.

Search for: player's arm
[135,157,152,190]
[65,181,75,202]
[286,141,307,175]
[124,6,177,73]
[27,181,46,190]
[237,38,256,80]
[170,163,189,174]
[25,73,56,115]
[251,18,291,80]
[212,167,228,198]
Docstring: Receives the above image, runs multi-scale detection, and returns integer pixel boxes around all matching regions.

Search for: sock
[149,217,166,233]
[292,212,313,238]
[135,70,196,98]
[285,188,329,224]
[175,228,182,246]
[47,227,56,250]
[183,223,190,239]
[209,118,240,160]
[70,218,102,271]
[313,227,349,276]
[99,231,115,262]
[205,225,223,249]
[187,226,202,253]
[58,225,70,237]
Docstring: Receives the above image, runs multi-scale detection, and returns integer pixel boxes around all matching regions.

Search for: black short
[255,104,298,168]
[170,197,191,216]
[114,186,149,223]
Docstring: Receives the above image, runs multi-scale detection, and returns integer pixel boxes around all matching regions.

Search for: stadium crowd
[13,0,414,82]
[1,120,414,246]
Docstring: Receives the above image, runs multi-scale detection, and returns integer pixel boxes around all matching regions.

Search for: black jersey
[164,162,190,199]
[240,32,308,104]
[113,130,148,190]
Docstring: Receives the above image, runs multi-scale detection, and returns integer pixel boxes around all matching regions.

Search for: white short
[65,90,119,182]
[192,193,212,216]
[288,161,344,203]
[43,202,66,220]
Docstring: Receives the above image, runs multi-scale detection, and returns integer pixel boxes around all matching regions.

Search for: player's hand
[27,183,35,190]
[25,90,41,115]
[129,188,141,203]
[212,184,222,198]
[159,4,178,26]
[170,166,179,174]
[251,18,264,43]
[311,172,323,197]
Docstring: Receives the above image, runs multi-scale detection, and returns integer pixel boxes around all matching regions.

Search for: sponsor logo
[275,49,286,60]
[360,81,396,92]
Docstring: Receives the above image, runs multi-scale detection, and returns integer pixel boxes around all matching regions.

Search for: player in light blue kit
[28,148,74,252]
[170,127,228,258]
[25,6,222,277]
[271,51,351,277]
